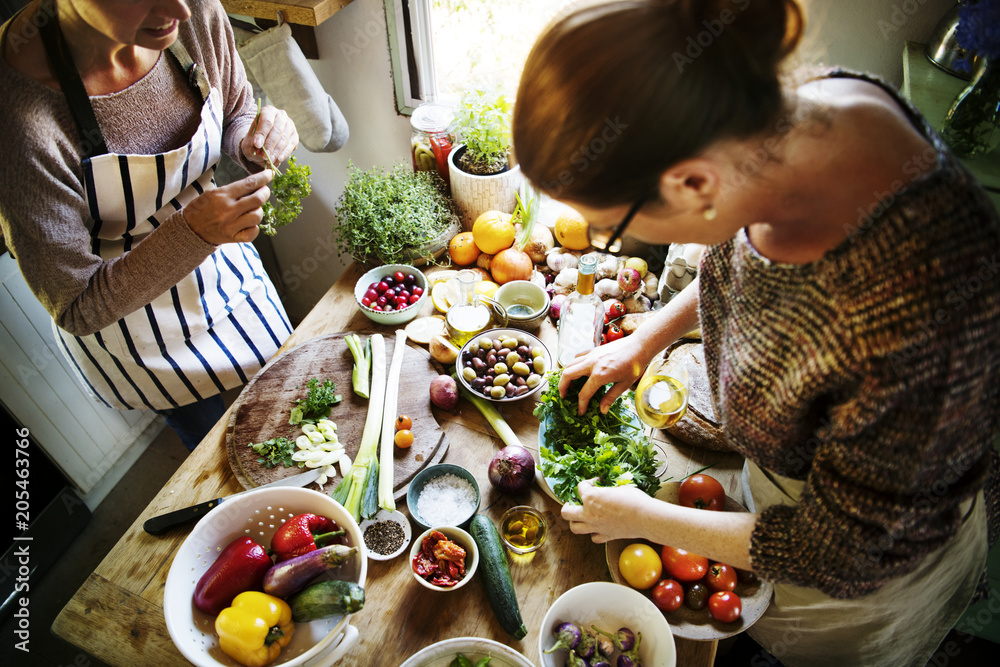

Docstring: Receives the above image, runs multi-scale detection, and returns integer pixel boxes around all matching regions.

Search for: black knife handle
[143,498,224,535]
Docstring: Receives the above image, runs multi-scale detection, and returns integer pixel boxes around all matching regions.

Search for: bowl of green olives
[455,328,552,403]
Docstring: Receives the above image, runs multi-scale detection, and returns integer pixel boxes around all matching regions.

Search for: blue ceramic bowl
[406,463,481,532]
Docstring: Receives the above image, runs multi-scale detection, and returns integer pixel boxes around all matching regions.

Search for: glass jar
[410,103,456,189]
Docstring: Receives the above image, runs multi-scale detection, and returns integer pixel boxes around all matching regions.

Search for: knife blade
[143,468,325,536]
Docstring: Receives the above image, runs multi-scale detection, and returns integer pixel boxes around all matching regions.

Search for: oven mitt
[236,22,349,153]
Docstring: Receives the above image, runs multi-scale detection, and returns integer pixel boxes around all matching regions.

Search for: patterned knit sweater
[699,71,1000,599]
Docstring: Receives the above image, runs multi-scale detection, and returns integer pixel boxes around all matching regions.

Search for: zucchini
[470,514,527,639]
[287,579,365,623]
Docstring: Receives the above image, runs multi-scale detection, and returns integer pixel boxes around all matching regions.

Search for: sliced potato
[404,315,447,345]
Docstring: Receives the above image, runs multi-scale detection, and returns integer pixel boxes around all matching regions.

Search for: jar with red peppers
[410,102,455,189]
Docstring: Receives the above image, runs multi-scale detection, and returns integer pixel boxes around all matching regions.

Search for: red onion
[488,445,536,494]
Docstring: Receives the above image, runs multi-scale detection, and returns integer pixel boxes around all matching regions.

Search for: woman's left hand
[241,105,299,168]
[561,479,655,544]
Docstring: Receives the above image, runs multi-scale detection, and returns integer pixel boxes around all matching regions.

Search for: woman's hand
[241,105,299,167]
[561,480,655,544]
[183,171,273,245]
[559,334,653,414]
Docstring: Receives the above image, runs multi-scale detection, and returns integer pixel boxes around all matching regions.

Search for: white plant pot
[448,144,522,230]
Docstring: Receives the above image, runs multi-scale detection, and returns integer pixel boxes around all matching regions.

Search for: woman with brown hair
[513,1,999,664]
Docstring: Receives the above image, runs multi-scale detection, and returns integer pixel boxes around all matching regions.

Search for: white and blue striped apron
[40,13,292,411]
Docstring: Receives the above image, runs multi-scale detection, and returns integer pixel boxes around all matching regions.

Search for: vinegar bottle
[557,253,604,367]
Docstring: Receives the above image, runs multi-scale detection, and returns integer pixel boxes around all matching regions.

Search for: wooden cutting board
[226,332,448,499]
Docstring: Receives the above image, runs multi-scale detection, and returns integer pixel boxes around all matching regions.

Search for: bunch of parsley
[289,378,341,425]
[534,369,661,504]
[259,156,312,237]
[249,436,296,468]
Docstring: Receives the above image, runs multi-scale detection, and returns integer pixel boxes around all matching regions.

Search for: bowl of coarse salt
[406,463,481,532]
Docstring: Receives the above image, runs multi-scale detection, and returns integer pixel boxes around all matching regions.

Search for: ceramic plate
[605,482,774,641]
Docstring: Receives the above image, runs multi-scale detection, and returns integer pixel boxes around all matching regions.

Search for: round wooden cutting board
[226,332,449,500]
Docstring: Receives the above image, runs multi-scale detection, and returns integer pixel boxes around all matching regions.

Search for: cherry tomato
[617,543,662,590]
[395,415,413,430]
[736,568,759,585]
[394,429,414,448]
[705,563,738,593]
[708,591,742,623]
[604,299,625,320]
[678,473,726,511]
[651,579,684,612]
[684,581,710,610]
[660,545,708,582]
[605,323,624,342]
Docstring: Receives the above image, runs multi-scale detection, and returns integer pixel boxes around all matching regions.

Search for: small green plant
[453,90,512,175]
[333,162,458,266]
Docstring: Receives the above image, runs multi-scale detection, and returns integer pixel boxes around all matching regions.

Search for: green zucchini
[470,514,527,639]
[287,579,365,623]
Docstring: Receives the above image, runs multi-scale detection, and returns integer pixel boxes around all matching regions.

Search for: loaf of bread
[661,341,732,451]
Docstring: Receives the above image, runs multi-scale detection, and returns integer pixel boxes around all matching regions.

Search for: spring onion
[453,372,525,450]
[332,334,386,521]
[345,334,371,399]
[378,330,408,511]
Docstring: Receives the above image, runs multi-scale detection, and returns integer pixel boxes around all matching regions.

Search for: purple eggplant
[262,544,358,597]
[592,626,635,652]
[616,631,642,667]
[544,622,582,654]
[566,652,589,667]
[595,632,615,658]
[575,628,597,660]
[591,660,611,667]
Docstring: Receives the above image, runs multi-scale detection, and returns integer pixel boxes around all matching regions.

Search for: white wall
[271,0,959,322]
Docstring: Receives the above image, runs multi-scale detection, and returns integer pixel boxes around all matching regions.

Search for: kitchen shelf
[221,0,354,27]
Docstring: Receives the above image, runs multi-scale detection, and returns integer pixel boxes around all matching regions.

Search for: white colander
[164,487,367,667]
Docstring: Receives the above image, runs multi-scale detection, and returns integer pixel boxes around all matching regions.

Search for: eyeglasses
[590,197,646,255]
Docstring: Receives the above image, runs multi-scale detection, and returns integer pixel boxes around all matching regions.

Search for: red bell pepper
[193,536,273,616]
[270,513,344,562]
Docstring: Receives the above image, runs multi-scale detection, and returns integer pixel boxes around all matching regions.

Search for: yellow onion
[524,224,555,264]
[490,248,533,284]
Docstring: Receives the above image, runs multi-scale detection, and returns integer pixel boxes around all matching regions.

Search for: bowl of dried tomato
[408,525,479,592]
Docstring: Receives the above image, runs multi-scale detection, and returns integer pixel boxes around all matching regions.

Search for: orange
[472,210,516,254]
[448,231,481,266]
[554,207,591,250]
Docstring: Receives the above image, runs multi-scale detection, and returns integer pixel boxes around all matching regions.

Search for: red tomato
[604,299,625,320]
[660,546,708,582]
[678,473,726,511]
[605,323,624,342]
[705,563,738,592]
[651,579,684,612]
[708,591,742,623]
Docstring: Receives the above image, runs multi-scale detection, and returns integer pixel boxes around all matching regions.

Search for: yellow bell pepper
[215,591,295,667]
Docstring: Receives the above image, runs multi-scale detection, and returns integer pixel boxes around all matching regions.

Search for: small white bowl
[539,582,676,667]
[409,525,480,592]
[494,280,550,331]
[455,328,552,403]
[358,508,412,561]
[355,264,429,325]
[399,637,534,667]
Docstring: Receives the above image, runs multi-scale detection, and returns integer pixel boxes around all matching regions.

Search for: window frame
[385,0,438,114]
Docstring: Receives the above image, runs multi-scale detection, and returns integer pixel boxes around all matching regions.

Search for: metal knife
[143,468,325,536]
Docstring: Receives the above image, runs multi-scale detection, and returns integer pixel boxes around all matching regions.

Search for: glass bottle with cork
[410,102,455,190]
[557,253,604,367]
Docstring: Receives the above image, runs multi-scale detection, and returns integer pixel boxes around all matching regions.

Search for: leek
[331,334,386,521]
[345,334,371,398]
[453,372,525,450]
[378,330,408,511]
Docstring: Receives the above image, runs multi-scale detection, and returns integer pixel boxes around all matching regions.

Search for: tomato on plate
[651,578,684,612]
[708,591,742,623]
[618,543,662,590]
[705,562,738,592]
[660,545,708,582]
[684,581,710,610]
[678,473,726,511]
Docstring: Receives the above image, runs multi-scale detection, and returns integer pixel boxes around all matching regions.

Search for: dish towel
[235,23,349,153]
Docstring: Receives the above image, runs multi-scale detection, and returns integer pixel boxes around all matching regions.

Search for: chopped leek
[453,372,525,450]
[346,334,371,398]
[331,334,386,521]
[378,330,408,511]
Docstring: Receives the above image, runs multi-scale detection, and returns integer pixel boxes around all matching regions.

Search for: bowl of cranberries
[354,264,429,325]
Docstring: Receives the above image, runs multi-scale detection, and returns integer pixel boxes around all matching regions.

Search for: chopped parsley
[249,436,297,468]
[289,377,342,425]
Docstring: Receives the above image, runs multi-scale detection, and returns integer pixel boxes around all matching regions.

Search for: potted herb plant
[448,90,522,229]
[333,163,460,267]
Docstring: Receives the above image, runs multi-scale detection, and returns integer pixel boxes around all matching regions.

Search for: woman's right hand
[182,170,273,245]
[559,333,654,415]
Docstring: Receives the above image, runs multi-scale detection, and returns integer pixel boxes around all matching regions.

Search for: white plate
[399,637,534,667]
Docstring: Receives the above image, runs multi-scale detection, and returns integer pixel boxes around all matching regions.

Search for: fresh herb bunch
[534,369,661,504]
[259,156,312,236]
[289,378,342,425]
[249,436,297,468]
[453,90,512,175]
[333,162,459,266]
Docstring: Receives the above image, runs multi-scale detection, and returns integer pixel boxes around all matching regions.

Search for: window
[387,0,573,113]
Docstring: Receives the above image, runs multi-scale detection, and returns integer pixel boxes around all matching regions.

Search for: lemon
[430,282,452,313]
[428,269,458,286]
[475,280,499,299]
[444,276,465,308]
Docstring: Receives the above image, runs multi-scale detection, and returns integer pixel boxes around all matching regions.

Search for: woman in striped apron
[0,1,295,450]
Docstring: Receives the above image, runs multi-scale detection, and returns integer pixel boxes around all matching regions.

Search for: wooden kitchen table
[53,263,745,666]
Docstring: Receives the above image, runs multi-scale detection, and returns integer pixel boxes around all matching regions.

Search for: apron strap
[37,0,109,158]
[166,40,211,103]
